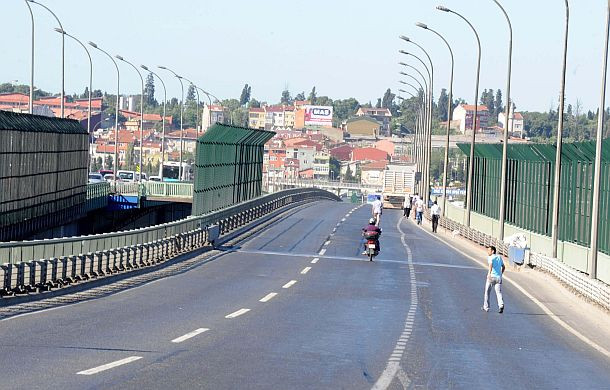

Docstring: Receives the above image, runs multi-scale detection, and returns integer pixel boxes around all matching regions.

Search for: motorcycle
[363,230,381,261]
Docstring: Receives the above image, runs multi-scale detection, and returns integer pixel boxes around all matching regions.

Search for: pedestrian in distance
[415,196,424,225]
[371,195,383,226]
[411,193,419,221]
[430,200,441,233]
[403,195,412,218]
[482,245,505,313]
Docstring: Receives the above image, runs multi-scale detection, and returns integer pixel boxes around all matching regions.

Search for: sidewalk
[410,212,610,360]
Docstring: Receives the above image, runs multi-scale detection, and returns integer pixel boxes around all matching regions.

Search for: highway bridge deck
[0,202,608,389]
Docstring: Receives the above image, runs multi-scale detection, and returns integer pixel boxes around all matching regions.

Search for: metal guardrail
[268,178,380,190]
[0,188,339,295]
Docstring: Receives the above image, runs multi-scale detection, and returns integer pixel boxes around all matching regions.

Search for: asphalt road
[0,201,608,389]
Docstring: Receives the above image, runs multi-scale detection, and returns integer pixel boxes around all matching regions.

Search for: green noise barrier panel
[0,111,89,241]
[192,123,274,215]
[458,139,610,254]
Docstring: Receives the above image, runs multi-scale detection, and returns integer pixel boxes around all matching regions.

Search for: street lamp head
[54,27,65,34]
[158,65,167,70]
[115,55,124,61]
[399,62,408,66]
[416,22,428,29]
[88,41,98,48]
[399,72,408,76]
[399,89,408,93]
[399,50,409,55]
[397,96,405,101]
[436,5,451,12]
[140,65,149,71]
[399,35,410,42]
[399,80,407,85]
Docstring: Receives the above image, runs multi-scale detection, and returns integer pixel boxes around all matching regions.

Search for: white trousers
[483,277,504,310]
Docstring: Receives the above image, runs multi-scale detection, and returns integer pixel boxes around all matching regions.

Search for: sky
[1,0,609,113]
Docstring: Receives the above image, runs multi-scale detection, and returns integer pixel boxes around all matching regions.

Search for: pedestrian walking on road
[415,197,424,225]
[430,200,441,233]
[403,196,412,218]
[371,195,383,226]
[482,245,505,313]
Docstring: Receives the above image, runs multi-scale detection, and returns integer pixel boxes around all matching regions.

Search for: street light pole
[399,74,427,175]
[589,0,610,280]
[56,28,92,169]
[416,22,454,217]
[399,49,433,202]
[437,6,482,228]
[158,66,185,181]
[490,0,514,241]
[116,55,144,182]
[27,0,65,117]
[89,41,120,180]
[398,67,428,193]
[552,1,570,258]
[25,0,34,114]
[141,65,167,181]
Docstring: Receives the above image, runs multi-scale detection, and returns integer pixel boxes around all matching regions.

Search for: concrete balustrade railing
[0,189,339,296]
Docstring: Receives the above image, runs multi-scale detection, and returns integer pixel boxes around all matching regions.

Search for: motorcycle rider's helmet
[369,218,376,224]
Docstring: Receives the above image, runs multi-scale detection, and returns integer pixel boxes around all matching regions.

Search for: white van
[117,170,136,182]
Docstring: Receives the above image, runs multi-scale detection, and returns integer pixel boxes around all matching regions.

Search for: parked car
[88,173,105,184]
[103,174,117,182]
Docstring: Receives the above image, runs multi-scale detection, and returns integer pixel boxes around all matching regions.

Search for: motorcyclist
[362,217,381,255]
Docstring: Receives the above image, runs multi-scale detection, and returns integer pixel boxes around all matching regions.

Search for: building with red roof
[330,144,353,161]
[351,147,389,162]
[453,104,490,133]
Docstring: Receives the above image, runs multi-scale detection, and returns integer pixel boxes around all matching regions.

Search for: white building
[202,105,226,131]
[498,106,525,138]
[313,152,330,179]
[286,146,316,172]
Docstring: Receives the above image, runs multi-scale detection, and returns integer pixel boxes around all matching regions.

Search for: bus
[160,162,192,182]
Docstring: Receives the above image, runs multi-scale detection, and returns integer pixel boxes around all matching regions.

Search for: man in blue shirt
[482,245,505,313]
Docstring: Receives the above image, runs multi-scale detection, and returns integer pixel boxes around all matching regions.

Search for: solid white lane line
[171,328,209,343]
[319,248,327,255]
[324,240,331,246]
[282,280,297,289]
[77,356,142,375]
[311,258,319,264]
[225,308,250,318]
[341,218,346,222]
[259,292,278,302]
[301,267,312,274]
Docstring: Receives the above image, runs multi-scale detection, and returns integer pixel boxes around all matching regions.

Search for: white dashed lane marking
[311,258,319,264]
[301,267,311,274]
[259,292,277,302]
[77,356,142,375]
[171,328,209,343]
[282,280,297,289]
[318,248,326,256]
[225,308,250,318]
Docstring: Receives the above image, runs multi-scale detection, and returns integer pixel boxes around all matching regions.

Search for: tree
[81,87,89,99]
[437,88,449,121]
[92,89,103,98]
[280,89,293,105]
[375,98,382,108]
[144,73,157,107]
[344,165,354,181]
[495,89,503,117]
[249,98,261,108]
[295,92,306,101]
[239,84,251,106]
[186,84,196,103]
[308,86,317,104]
[381,88,395,110]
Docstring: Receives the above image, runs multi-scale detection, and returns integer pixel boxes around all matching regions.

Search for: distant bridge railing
[268,178,381,191]
[0,188,339,295]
